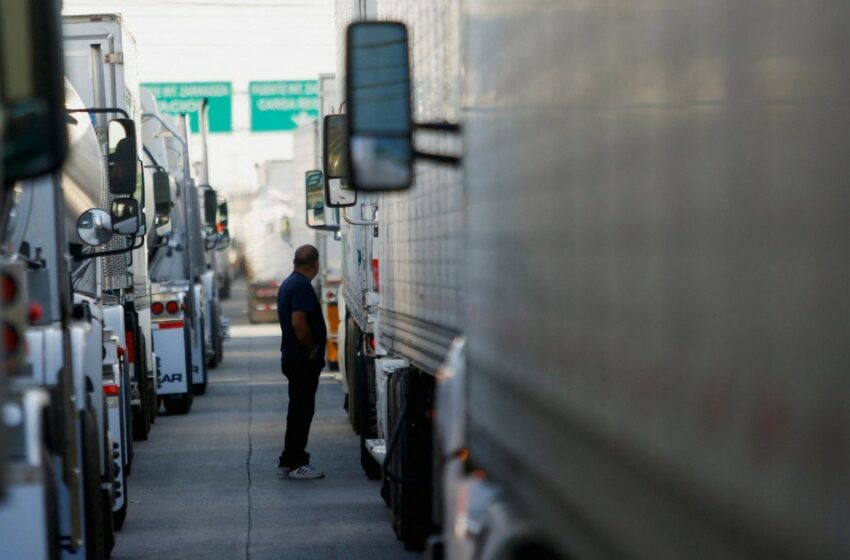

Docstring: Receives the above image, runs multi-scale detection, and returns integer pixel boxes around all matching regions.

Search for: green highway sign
[250,80,319,132]
[142,82,232,133]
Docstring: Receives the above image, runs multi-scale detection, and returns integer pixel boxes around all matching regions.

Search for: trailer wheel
[82,406,108,560]
[359,354,381,480]
[194,317,209,395]
[112,497,127,532]
[133,334,152,438]
[386,369,434,552]
[100,402,118,553]
[132,406,149,441]
[345,318,362,432]
[163,394,193,415]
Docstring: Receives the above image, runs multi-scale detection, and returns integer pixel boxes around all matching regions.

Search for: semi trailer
[330,1,850,559]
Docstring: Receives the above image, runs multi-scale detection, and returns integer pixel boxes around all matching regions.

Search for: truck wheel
[387,369,433,552]
[100,403,118,552]
[346,319,362,432]
[148,373,158,425]
[163,394,193,415]
[139,335,154,432]
[359,354,381,480]
[112,493,128,532]
[194,318,209,395]
[82,406,107,560]
[132,406,149,441]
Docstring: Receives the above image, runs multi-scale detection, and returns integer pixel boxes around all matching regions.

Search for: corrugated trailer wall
[373,0,465,374]
[464,1,850,559]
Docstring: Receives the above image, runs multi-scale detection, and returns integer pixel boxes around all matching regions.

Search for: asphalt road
[112,278,421,560]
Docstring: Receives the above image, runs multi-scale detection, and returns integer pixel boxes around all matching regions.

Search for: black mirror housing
[107,119,138,195]
[345,21,413,191]
[153,170,172,216]
[217,197,229,227]
[1,0,68,185]
[203,188,217,227]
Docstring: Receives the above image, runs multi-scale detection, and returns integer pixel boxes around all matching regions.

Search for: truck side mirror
[111,198,141,236]
[345,21,413,191]
[306,169,329,230]
[217,196,229,229]
[323,115,356,208]
[203,188,217,227]
[154,215,172,237]
[0,0,68,184]
[76,208,113,247]
[153,170,172,217]
[107,119,139,195]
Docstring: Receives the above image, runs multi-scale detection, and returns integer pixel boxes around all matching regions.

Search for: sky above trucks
[62,0,336,84]
[61,0,337,210]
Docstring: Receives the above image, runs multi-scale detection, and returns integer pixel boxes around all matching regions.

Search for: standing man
[277,244,327,479]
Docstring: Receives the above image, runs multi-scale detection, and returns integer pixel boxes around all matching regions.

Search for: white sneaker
[276,466,291,478]
[287,464,324,479]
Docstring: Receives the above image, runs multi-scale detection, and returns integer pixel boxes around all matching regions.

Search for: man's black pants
[279,360,322,469]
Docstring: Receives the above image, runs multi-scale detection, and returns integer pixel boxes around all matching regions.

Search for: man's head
[293,244,320,280]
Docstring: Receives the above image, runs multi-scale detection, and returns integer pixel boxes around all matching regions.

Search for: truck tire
[213,305,224,367]
[386,369,434,551]
[345,318,362,432]
[132,407,148,441]
[112,487,128,532]
[358,354,381,480]
[82,406,107,560]
[43,442,61,560]
[194,317,209,395]
[163,394,193,415]
[100,402,118,553]
[136,335,156,430]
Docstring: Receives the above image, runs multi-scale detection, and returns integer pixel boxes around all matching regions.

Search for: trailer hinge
[104,52,124,64]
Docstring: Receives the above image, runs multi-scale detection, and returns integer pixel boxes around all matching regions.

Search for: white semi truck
[0,2,147,555]
[331,2,850,559]
[142,93,229,405]
[329,0,462,550]
[62,14,158,443]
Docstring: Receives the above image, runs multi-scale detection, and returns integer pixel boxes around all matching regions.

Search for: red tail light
[0,274,17,305]
[1,323,21,356]
[151,302,164,315]
[166,301,179,314]
[29,302,44,323]
[369,336,376,351]
[103,383,120,396]
[125,329,136,364]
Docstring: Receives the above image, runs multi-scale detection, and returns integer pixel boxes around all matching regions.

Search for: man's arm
[292,311,315,349]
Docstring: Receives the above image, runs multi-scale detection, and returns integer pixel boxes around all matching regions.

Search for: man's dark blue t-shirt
[278,271,327,367]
